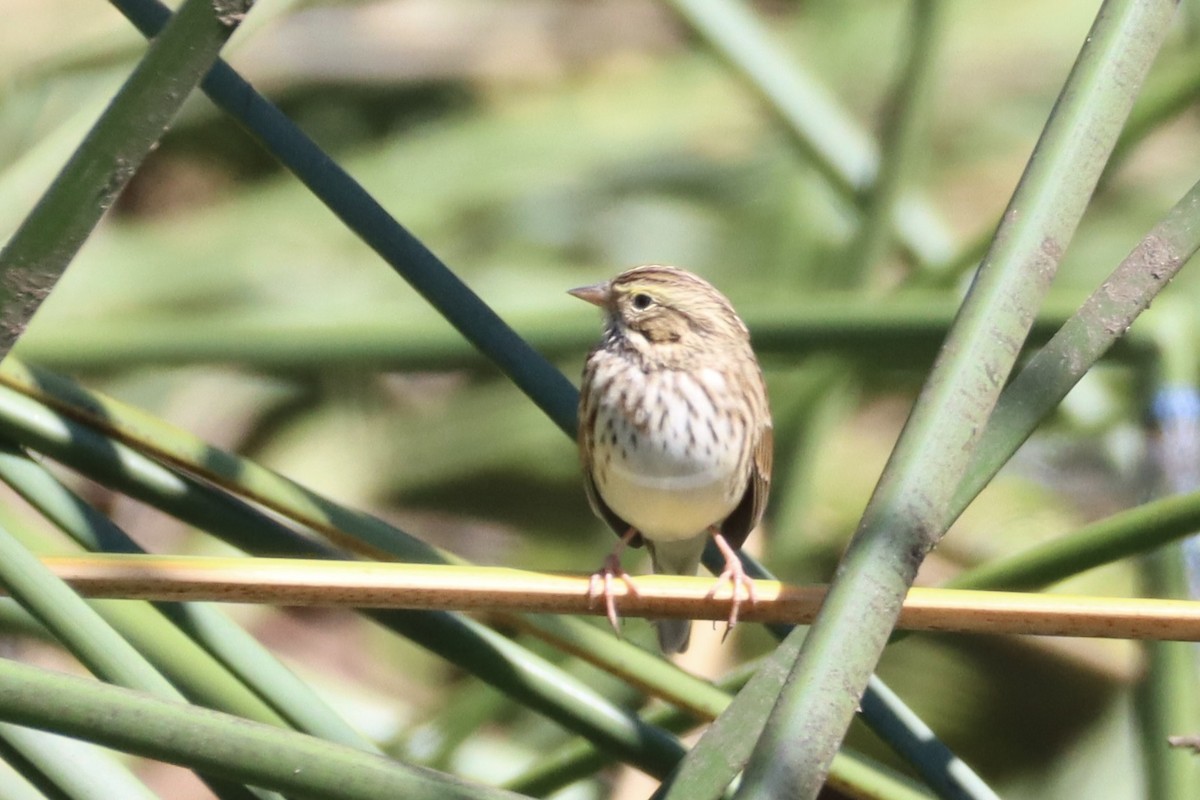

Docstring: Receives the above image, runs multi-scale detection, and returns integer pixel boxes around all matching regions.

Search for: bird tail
[648,536,706,654]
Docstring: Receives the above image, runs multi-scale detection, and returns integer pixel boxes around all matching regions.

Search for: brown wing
[578,373,644,548]
[718,419,773,551]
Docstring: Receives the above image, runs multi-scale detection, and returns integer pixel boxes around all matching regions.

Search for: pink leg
[587,527,642,633]
[708,529,757,641]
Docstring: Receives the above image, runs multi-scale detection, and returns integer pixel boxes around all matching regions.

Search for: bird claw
[708,531,756,642]
[587,552,640,633]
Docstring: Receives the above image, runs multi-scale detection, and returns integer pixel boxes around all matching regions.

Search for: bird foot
[708,531,756,642]
[587,536,641,633]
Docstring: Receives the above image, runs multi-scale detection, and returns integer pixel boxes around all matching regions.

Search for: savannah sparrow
[571,265,773,653]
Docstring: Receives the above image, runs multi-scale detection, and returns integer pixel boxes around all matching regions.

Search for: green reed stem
[0,658,522,800]
[0,0,244,356]
[737,2,1178,795]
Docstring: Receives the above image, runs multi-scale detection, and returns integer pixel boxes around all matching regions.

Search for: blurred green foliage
[3,1,1200,798]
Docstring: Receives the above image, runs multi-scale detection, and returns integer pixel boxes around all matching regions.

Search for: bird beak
[567,281,610,307]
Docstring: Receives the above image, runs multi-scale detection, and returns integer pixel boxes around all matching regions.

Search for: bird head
[568,265,748,353]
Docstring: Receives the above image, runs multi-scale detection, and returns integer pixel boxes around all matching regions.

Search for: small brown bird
[570,265,773,653]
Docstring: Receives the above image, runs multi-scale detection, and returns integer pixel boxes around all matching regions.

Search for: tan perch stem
[32,554,1200,642]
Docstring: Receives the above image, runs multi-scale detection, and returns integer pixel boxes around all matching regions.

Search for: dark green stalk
[737,3,1177,795]
[110,0,579,437]
[0,0,246,356]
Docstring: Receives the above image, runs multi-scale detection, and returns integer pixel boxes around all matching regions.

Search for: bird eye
[631,293,653,310]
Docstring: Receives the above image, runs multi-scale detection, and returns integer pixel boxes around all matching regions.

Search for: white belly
[599,464,740,540]
[591,368,746,541]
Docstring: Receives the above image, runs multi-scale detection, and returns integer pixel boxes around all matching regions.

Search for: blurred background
[3,1,1200,797]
